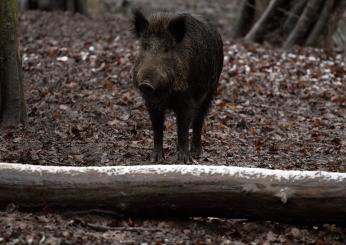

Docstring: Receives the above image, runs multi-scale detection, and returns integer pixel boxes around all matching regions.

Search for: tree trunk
[1,163,346,224]
[233,0,346,49]
[283,0,324,48]
[328,0,346,49]
[305,0,335,46]
[232,0,256,38]
[245,0,286,42]
[282,0,307,34]
[66,0,88,15]
[0,0,27,127]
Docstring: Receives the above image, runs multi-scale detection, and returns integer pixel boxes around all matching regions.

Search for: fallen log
[1,163,346,224]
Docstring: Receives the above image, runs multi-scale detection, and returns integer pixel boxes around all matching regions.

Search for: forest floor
[1,0,346,243]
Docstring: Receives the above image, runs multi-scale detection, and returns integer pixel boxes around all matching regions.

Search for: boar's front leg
[176,106,193,163]
[148,107,165,162]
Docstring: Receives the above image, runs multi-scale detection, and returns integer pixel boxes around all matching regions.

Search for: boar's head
[132,10,189,101]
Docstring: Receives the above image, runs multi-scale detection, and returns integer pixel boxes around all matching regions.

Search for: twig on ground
[63,209,125,218]
[74,218,167,232]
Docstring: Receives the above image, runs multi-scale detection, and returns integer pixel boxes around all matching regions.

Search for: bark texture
[1,163,346,224]
[0,0,26,126]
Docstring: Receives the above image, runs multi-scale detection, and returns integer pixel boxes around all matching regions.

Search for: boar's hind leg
[148,108,165,162]
[176,106,193,163]
[191,97,212,158]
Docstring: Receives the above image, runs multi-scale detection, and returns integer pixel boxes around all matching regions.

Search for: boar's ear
[133,10,149,38]
[168,15,186,43]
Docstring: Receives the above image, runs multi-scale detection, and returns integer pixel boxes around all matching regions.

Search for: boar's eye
[141,42,149,50]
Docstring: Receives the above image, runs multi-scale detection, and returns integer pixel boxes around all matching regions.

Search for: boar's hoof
[151,150,164,162]
[177,150,190,163]
[139,81,154,95]
[190,145,202,158]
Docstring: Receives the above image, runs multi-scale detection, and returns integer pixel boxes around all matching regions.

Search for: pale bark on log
[0,0,27,126]
[244,0,286,42]
[1,163,346,224]
[283,0,324,48]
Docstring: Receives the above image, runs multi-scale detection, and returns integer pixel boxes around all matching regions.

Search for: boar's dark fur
[132,10,223,163]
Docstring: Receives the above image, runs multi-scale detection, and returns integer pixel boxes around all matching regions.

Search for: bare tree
[0,0,26,127]
[233,0,346,48]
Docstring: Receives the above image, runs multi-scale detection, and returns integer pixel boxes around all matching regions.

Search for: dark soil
[0,0,346,243]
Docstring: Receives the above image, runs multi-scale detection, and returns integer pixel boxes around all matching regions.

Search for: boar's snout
[137,69,168,95]
[138,80,155,95]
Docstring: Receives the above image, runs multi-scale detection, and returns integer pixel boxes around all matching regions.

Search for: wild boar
[132,10,223,163]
